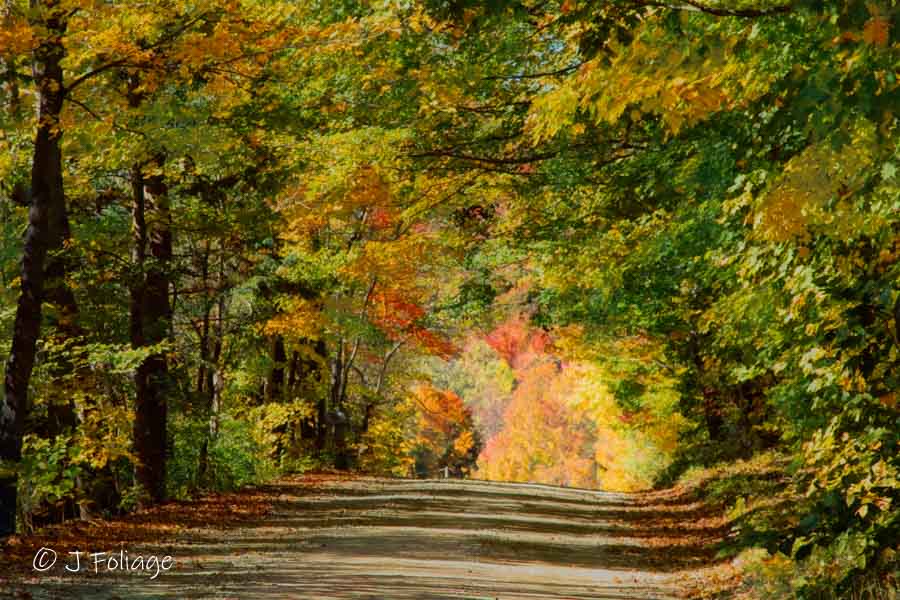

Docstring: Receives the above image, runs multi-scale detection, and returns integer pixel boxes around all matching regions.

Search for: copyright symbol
[33,547,57,571]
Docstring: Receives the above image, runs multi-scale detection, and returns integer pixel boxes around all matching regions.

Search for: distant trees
[409,385,479,478]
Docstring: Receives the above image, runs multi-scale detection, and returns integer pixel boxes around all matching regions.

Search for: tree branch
[639,0,793,17]
[65,11,214,94]
[482,62,585,81]
[408,148,562,166]
[376,338,407,395]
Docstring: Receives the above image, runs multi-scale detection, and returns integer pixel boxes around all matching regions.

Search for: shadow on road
[2,476,723,600]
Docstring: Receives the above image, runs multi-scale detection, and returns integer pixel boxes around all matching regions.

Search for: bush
[167,412,277,498]
[357,401,415,477]
[680,449,900,600]
[18,434,82,531]
[211,416,278,489]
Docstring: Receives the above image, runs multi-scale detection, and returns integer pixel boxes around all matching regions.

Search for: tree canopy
[1,0,898,597]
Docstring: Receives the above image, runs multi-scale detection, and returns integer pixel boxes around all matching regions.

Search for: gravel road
[3,476,721,599]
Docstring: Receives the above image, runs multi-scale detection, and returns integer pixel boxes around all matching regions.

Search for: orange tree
[408,384,479,478]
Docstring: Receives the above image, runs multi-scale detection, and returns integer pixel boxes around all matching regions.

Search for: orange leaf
[862,17,890,47]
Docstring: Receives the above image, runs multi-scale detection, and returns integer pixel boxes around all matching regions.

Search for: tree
[409,384,480,478]
[2,0,71,536]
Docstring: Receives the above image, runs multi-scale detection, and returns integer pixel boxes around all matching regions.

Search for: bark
[130,158,173,505]
[195,242,212,397]
[1,56,19,119]
[209,327,223,440]
[686,332,725,442]
[316,339,343,452]
[199,284,225,486]
[328,338,357,470]
[0,0,67,537]
[195,245,212,485]
[330,339,344,409]
[287,350,299,391]
[361,403,375,434]
[265,336,287,402]
[315,395,328,451]
[42,165,82,440]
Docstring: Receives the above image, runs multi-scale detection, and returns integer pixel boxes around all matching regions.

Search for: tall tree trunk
[130,157,172,505]
[42,165,81,441]
[330,338,343,411]
[687,331,725,442]
[329,339,353,470]
[286,350,299,392]
[265,335,286,402]
[0,0,67,537]
[306,339,326,449]
[195,241,212,398]
[194,244,212,486]
[199,273,225,487]
[209,289,225,439]
[36,157,83,523]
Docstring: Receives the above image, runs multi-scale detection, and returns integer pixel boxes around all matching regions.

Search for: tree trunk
[265,336,286,402]
[361,403,375,434]
[199,287,225,487]
[195,242,212,398]
[686,331,725,442]
[330,338,344,410]
[130,158,173,505]
[287,350,299,391]
[42,165,82,440]
[316,377,328,452]
[0,0,67,537]
[1,55,19,119]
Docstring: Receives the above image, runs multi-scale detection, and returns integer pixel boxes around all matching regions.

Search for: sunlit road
[5,477,720,599]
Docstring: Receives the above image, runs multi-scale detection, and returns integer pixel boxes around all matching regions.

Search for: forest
[0,0,898,598]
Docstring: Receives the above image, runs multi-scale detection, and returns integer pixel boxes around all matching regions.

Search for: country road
[2,476,724,599]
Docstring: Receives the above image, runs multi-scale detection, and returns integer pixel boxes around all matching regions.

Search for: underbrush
[17,403,335,532]
[678,451,899,600]
[167,412,280,500]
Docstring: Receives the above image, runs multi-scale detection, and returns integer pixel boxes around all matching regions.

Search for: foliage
[168,412,278,499]
[408,384,480,478]
[17,435,83,532]
[2,0,899,595]
[471,317,684,491]
[357,400,416,477]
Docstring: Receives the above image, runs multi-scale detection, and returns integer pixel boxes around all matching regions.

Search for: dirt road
[2,476,721,599]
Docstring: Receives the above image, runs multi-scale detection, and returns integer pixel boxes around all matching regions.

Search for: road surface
[2,476,720,599]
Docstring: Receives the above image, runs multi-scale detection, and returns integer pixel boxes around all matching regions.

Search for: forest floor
[0,475,736,599]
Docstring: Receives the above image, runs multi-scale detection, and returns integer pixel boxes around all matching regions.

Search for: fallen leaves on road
[1,485,275,580]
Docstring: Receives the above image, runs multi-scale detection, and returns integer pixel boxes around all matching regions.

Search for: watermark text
[32,547,174,579]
